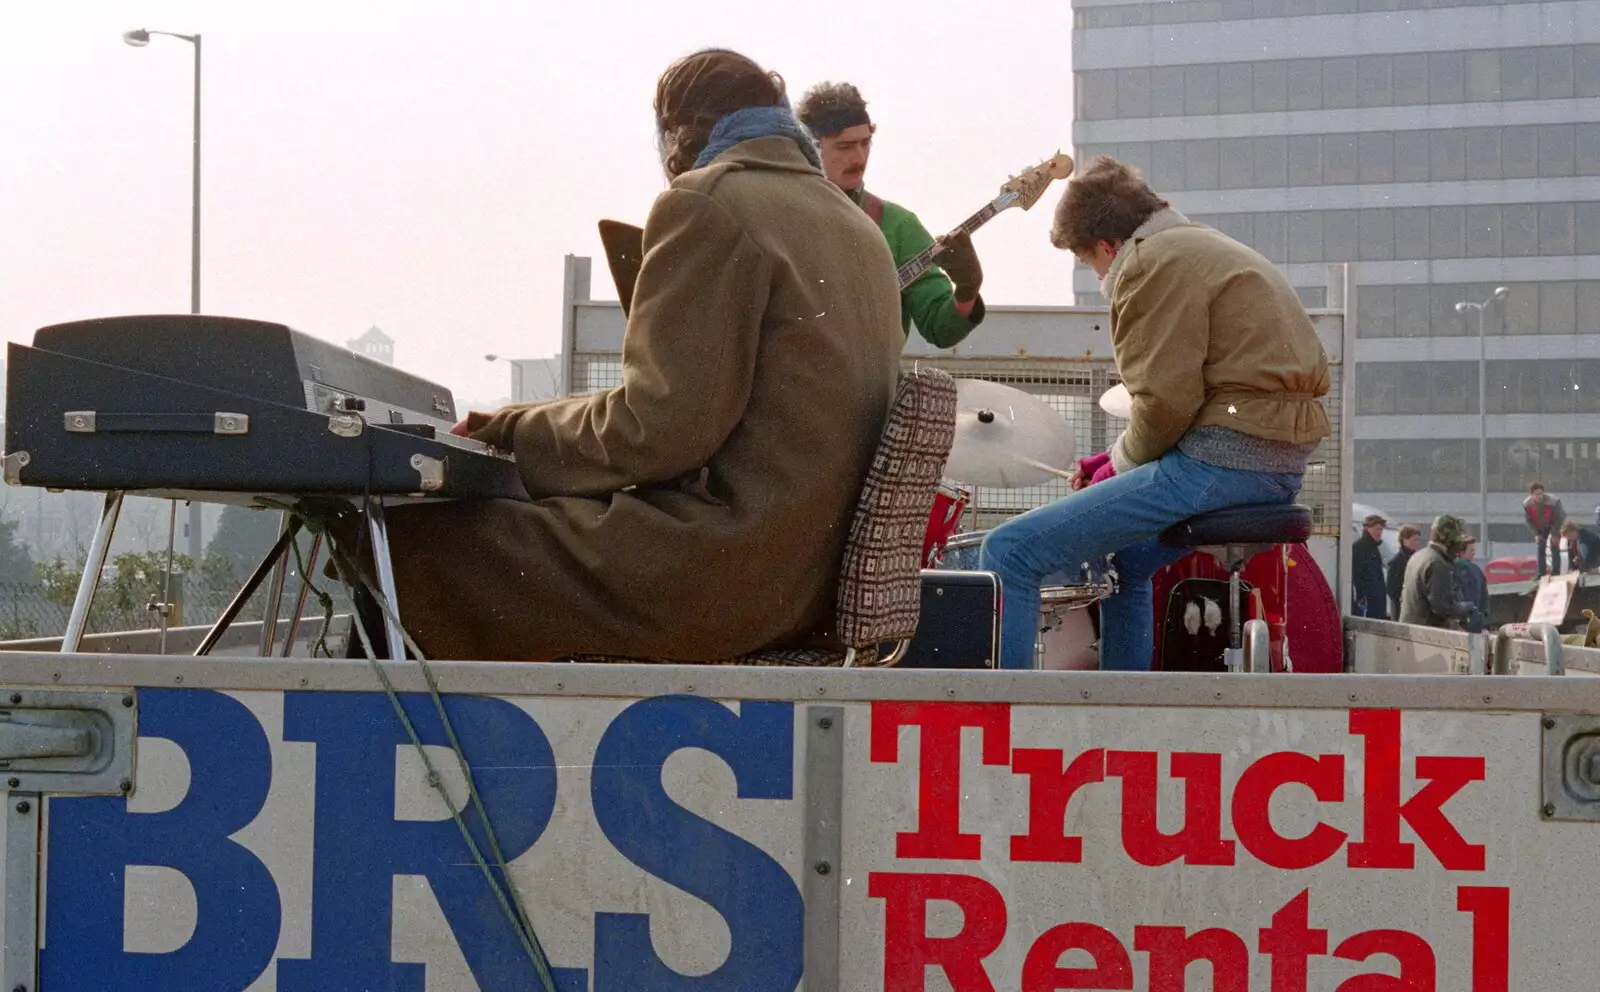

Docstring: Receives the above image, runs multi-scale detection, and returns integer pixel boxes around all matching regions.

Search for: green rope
[282,501,558,992]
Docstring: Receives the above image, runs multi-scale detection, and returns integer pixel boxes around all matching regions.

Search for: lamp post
[486,354,525,403]
[1455,286,1510,555]
[124,27,205,561]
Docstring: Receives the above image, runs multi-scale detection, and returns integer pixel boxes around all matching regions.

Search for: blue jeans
[979,450,1303,670]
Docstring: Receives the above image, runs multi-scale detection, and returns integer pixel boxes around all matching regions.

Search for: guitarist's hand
[933,230,983,303]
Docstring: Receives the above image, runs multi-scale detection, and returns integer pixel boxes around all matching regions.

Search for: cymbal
[1099,382,1132,420]
[944,379,1077,488]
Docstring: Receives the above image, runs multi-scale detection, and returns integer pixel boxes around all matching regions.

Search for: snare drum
[922,482,971,566]
[937,531,987,571]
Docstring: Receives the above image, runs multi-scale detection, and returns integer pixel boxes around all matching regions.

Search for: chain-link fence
[565,353,1344,538]
[0,574,352,642]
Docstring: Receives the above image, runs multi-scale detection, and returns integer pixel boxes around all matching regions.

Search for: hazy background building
[1070,0,1600,555]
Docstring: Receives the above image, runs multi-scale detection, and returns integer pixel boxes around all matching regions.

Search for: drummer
[978,156,1331,670]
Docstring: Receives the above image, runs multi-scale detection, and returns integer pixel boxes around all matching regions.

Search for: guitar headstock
[999,152,1075,211]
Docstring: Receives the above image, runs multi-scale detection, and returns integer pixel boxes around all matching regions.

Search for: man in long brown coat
[370,51,904,661]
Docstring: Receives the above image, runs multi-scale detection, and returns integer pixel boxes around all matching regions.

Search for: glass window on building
[1541,281,1578,336]
[1391,52,1428,105]
[1185,64,1221,115]
[1219,62,1254,113]
[1359,132,1394,183]
[1254,211,1288,261]
[1502,204,1539,257]
[1540,203,1576,256]
[1505,283,1539,334]
[1220,138,1255,188]
[1289,211,1323,262]
[1580,204,1600,256]
[1465,128,1502,181]
[1463,49,1499,102]
[1356,54,1394,107]
[1287,59,1322,111]
[1186,139,1221,189]
[1539,46,1575,100]
[1325,210,1359,260]
[1578,283,1600,335]
[1253,60,1289,112]
[1151,66,1187,117]
[1116,67,1153,118]
[1359,209,1395,261]
[1500,49,1538,101]
[1502,125,1538,179]
[1580,124,1600,176]
[1464,205,1501,258]
[1579,45,1600,98]
[1430,129,1467,182]
[1324,133,1358,184]
[1254,135,1288,187]
[1431,206,1466,259]
[1429,285,1472,337]
[1393,130,1430,182]
[1394,208,1430,260]
[1356,284,1395,338]
[1539,124,1576,178]
[1322,56,1359,109]
[1288,134,1322,186]
[1355,439,1477,493]
[1392,285,1431,337]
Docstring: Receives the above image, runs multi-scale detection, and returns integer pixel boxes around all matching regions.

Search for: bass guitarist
[796,81,985,348]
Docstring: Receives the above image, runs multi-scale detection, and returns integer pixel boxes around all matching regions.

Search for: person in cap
[1352,513,1389,619]
[977,156,1330,670]
[1399,515,1478,629]
[794,82,985,349]
[1454,535,1489,631]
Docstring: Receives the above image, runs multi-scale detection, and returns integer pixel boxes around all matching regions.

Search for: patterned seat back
[833,366,958,652]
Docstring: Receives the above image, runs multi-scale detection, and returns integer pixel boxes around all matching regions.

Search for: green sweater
[849,188,984,349]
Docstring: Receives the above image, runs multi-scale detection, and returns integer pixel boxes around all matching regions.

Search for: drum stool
[1159,503,1313,673]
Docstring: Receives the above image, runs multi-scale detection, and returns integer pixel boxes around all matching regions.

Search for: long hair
[654,49,784,178]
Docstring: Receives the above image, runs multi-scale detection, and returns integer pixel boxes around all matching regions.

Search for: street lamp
[486,354,525,403]
[1456,286,1510,555]
[125,28,204,560]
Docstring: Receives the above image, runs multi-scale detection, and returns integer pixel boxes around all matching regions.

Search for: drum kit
[923,378,1124,668]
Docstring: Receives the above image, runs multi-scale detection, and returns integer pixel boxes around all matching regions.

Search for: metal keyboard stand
[60,492,125,652]
[59,491,407,659]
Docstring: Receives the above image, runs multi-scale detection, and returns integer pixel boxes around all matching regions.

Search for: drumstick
[1013,455,1079,482]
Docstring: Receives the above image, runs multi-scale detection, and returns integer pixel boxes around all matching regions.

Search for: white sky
[2,0,1075,407]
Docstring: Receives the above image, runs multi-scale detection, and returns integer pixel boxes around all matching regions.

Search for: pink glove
[1079,452,1111,478]
[1091,459,1117,484]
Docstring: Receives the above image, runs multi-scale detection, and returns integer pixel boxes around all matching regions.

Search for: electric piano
[2,314,529,657]
[3,314,526,502]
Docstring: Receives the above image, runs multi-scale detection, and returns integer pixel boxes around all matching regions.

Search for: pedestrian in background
[1387,524,1422,619]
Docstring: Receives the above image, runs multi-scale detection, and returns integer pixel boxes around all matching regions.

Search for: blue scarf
[692,100,822,171]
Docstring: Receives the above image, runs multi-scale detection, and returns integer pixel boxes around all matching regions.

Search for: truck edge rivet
[15,800,31,814]
[818,716,833,729]
[814,860,831,875]
[121,694,134,707]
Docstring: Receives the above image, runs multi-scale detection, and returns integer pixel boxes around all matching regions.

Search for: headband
[805,107,872,137]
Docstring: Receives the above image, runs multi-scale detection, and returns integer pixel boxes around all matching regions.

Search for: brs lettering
[41,689,803,992]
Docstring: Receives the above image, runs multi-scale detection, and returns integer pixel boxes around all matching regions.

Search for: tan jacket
[1106,209,1331,472]
[377,136,904,660]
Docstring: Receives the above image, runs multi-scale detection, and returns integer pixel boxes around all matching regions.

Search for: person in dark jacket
[1352,513,1389,619]
[1400,515,1478,629]
[1387,524,1422,619]
[1454,535,1490,631]
[1560,520,1600,573]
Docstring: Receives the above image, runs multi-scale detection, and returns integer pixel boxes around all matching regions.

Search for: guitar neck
[896,201,1003,290]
